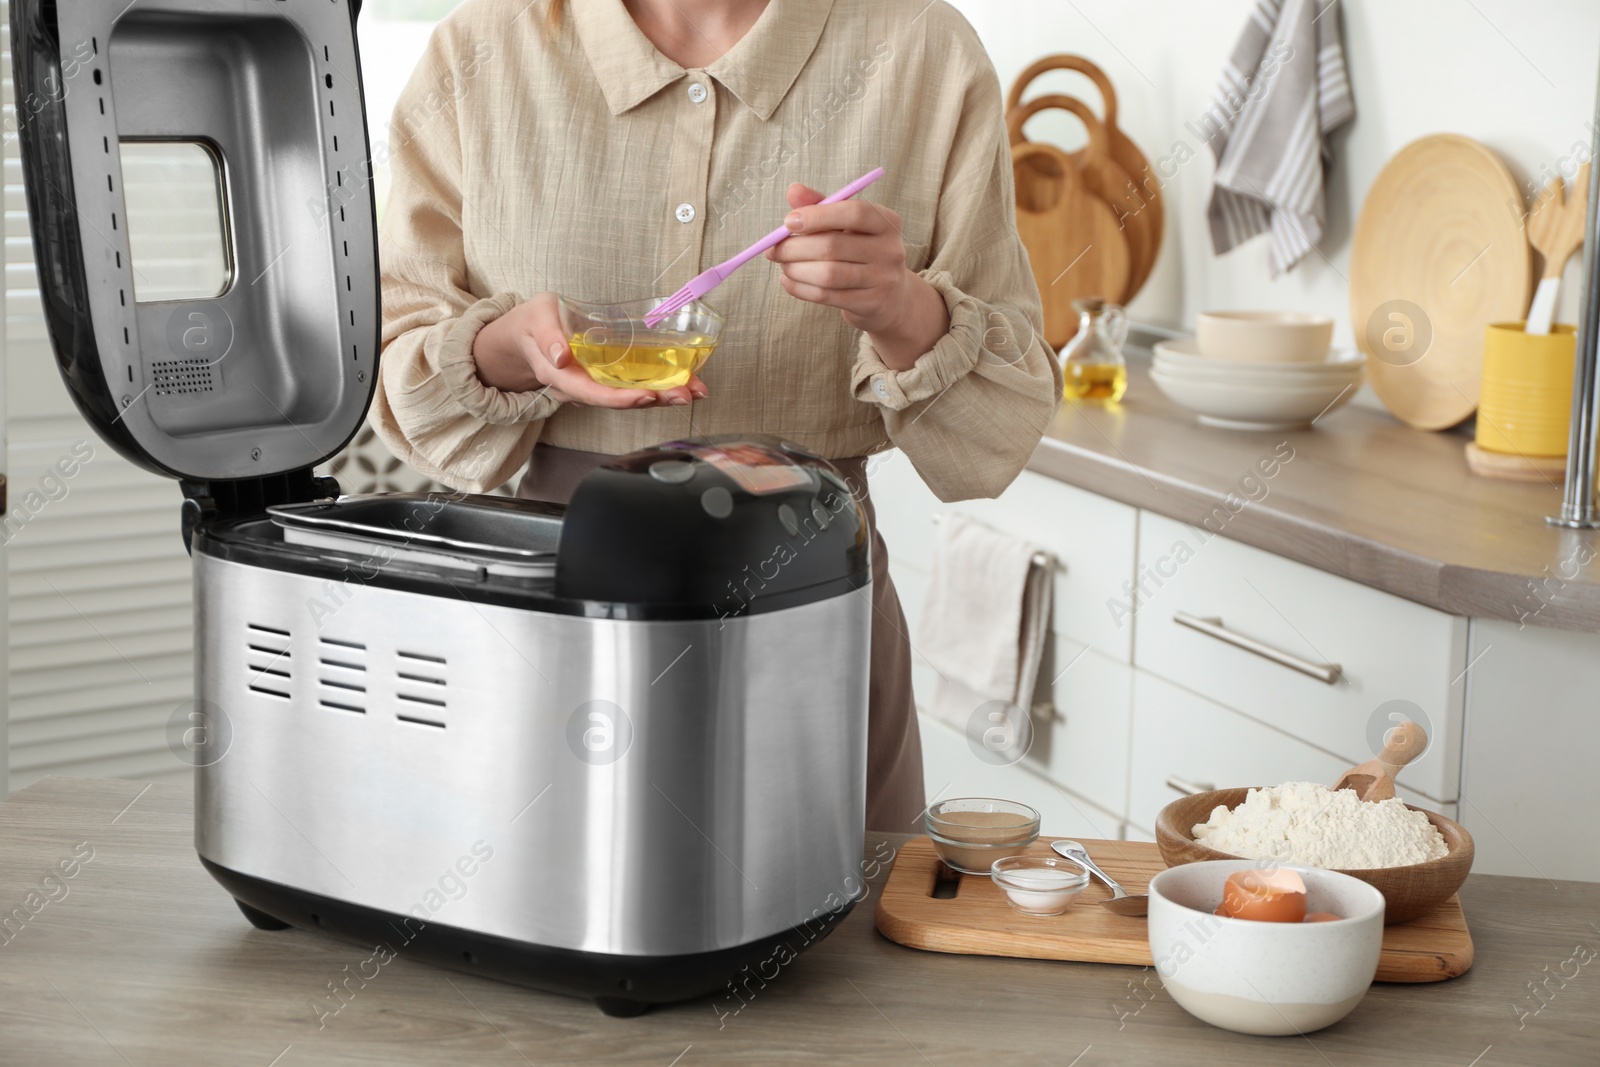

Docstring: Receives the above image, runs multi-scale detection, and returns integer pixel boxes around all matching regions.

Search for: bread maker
[14,0,871,1015]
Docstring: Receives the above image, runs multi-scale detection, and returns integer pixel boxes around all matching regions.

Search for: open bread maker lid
[12,0,379,484]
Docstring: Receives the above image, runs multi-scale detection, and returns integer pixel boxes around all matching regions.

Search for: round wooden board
[1349,135,1532,430]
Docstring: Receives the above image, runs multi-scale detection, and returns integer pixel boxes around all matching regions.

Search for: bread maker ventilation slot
[149,357,217,396]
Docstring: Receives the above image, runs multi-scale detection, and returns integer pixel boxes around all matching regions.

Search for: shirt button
[675,203,697,224]
[873,378,890,399]
[687,82,708,104]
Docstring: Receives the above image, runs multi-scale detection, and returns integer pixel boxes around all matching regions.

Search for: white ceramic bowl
[1154,339,1364,378]
[1148,860,1385,1036]
[1155,361,1363,389]
[1196,311,1335,363]
[1150,368,1359,430]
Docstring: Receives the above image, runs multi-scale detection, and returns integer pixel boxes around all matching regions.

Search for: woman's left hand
[767,183,949,371]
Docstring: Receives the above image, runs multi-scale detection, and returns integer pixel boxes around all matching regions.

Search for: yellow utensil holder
[1476,322,1576,457]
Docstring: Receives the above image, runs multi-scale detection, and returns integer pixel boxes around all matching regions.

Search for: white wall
[951,0,1600,344]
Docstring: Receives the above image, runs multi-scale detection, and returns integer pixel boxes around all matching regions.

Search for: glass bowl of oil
[560,296,724,390]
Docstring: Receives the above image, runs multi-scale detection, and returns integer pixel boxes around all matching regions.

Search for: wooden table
[3,778,1597,1065]
[1030,349,1600,630]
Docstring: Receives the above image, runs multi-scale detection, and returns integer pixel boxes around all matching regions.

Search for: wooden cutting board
[1349,134,1532,430]
[1008,94,1153,303]
[875,836,1474,983]
[1006,54,1163,300]
[1013,140,1130,349]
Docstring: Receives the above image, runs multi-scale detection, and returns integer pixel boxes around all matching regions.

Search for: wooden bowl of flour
[1155,787,1474,925]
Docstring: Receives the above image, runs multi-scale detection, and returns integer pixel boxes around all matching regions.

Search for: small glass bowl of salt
[990,856,1090,917]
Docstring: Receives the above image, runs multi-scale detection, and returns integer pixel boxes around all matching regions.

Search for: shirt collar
[572,0,835,122]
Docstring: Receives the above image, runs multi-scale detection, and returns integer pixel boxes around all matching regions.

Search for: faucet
[1549,63,1600,528]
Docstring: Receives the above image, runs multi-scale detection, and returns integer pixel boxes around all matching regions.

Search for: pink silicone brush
[644,166,886,327]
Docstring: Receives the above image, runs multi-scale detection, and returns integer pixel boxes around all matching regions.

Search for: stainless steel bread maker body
[12,0,871,1016]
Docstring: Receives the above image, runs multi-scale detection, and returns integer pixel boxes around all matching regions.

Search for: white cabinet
[1133,512,1466,803]
[918,714,1124,841]
[1031,636,1132,818]
[868,455,1139,662]
[1130,671,1342,833]
[873,452,1578,879]
[870,453,1137,823]
[1459,619,1600,882]
[1128,672,1456,836]
[893,556,1132,820]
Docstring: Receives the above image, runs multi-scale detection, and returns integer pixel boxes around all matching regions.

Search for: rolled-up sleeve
[367,27,557,494]
[850,49,1061,502]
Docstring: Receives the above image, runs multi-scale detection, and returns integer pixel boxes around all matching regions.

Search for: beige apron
[517,444,925,832]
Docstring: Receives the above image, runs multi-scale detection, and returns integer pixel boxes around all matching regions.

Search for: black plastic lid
[12,0,379,485]
[555,436,870,616]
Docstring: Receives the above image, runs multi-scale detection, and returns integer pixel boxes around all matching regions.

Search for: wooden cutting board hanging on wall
[1006,54,1163,301]
[1008,94,1152,299]
[1012,140,1130,349]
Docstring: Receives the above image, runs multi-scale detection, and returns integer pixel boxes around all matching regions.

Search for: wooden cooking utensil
[1349,134,1533,430]
[1007,94,1151,301]
[1012,140,1131,349]
[1006,54,1162,299]
[1333,719,1429,801]
[1525,162,1591,336]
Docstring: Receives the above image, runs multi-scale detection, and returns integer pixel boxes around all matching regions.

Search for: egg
[1302,911,1342,923]
[1220,868,1308,923]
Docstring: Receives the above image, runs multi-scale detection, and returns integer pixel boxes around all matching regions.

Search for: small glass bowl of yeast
[560,296,725,390]
[924,798,1040,875]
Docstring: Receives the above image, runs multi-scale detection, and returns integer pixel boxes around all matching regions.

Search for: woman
[370,0,1060,831]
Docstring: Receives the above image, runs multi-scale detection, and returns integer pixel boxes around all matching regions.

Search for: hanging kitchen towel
[1204,0,1354,276]
[914,513,1053,736]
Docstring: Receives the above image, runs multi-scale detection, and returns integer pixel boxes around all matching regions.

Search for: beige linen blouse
[369,0,1060,500]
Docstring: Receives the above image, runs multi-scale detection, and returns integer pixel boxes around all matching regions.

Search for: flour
[1192,781,1449,869]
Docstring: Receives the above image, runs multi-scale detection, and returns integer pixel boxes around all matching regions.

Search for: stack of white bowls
[1151,311,1364,430]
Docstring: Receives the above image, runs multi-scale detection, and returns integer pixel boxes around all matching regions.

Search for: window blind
[3,18,197,789]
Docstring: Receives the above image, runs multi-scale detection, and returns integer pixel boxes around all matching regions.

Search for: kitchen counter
[1028,351,1600,631]
[4,777,1597,1065]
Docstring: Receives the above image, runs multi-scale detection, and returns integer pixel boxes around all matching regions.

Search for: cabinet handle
[1166,775,1214,796]
[1173,611,1342,686]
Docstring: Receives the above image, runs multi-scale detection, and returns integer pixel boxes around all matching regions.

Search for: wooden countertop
[1029,352,1600,631]
[4,777,1597,1065]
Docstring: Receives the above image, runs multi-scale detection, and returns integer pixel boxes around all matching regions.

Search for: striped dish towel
[1204,0,1354,276]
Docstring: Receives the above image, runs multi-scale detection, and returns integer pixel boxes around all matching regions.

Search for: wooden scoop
[1332,720,1428,801]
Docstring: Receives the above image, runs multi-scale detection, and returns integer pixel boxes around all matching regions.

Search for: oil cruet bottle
[1060,297,1129,404]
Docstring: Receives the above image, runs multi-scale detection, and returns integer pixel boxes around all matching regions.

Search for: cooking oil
[1063,362,1128,404]
[569,338,716,390]
[1059,297,1130,406]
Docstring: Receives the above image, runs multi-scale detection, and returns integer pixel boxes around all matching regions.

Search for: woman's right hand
[471,293,707,408]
